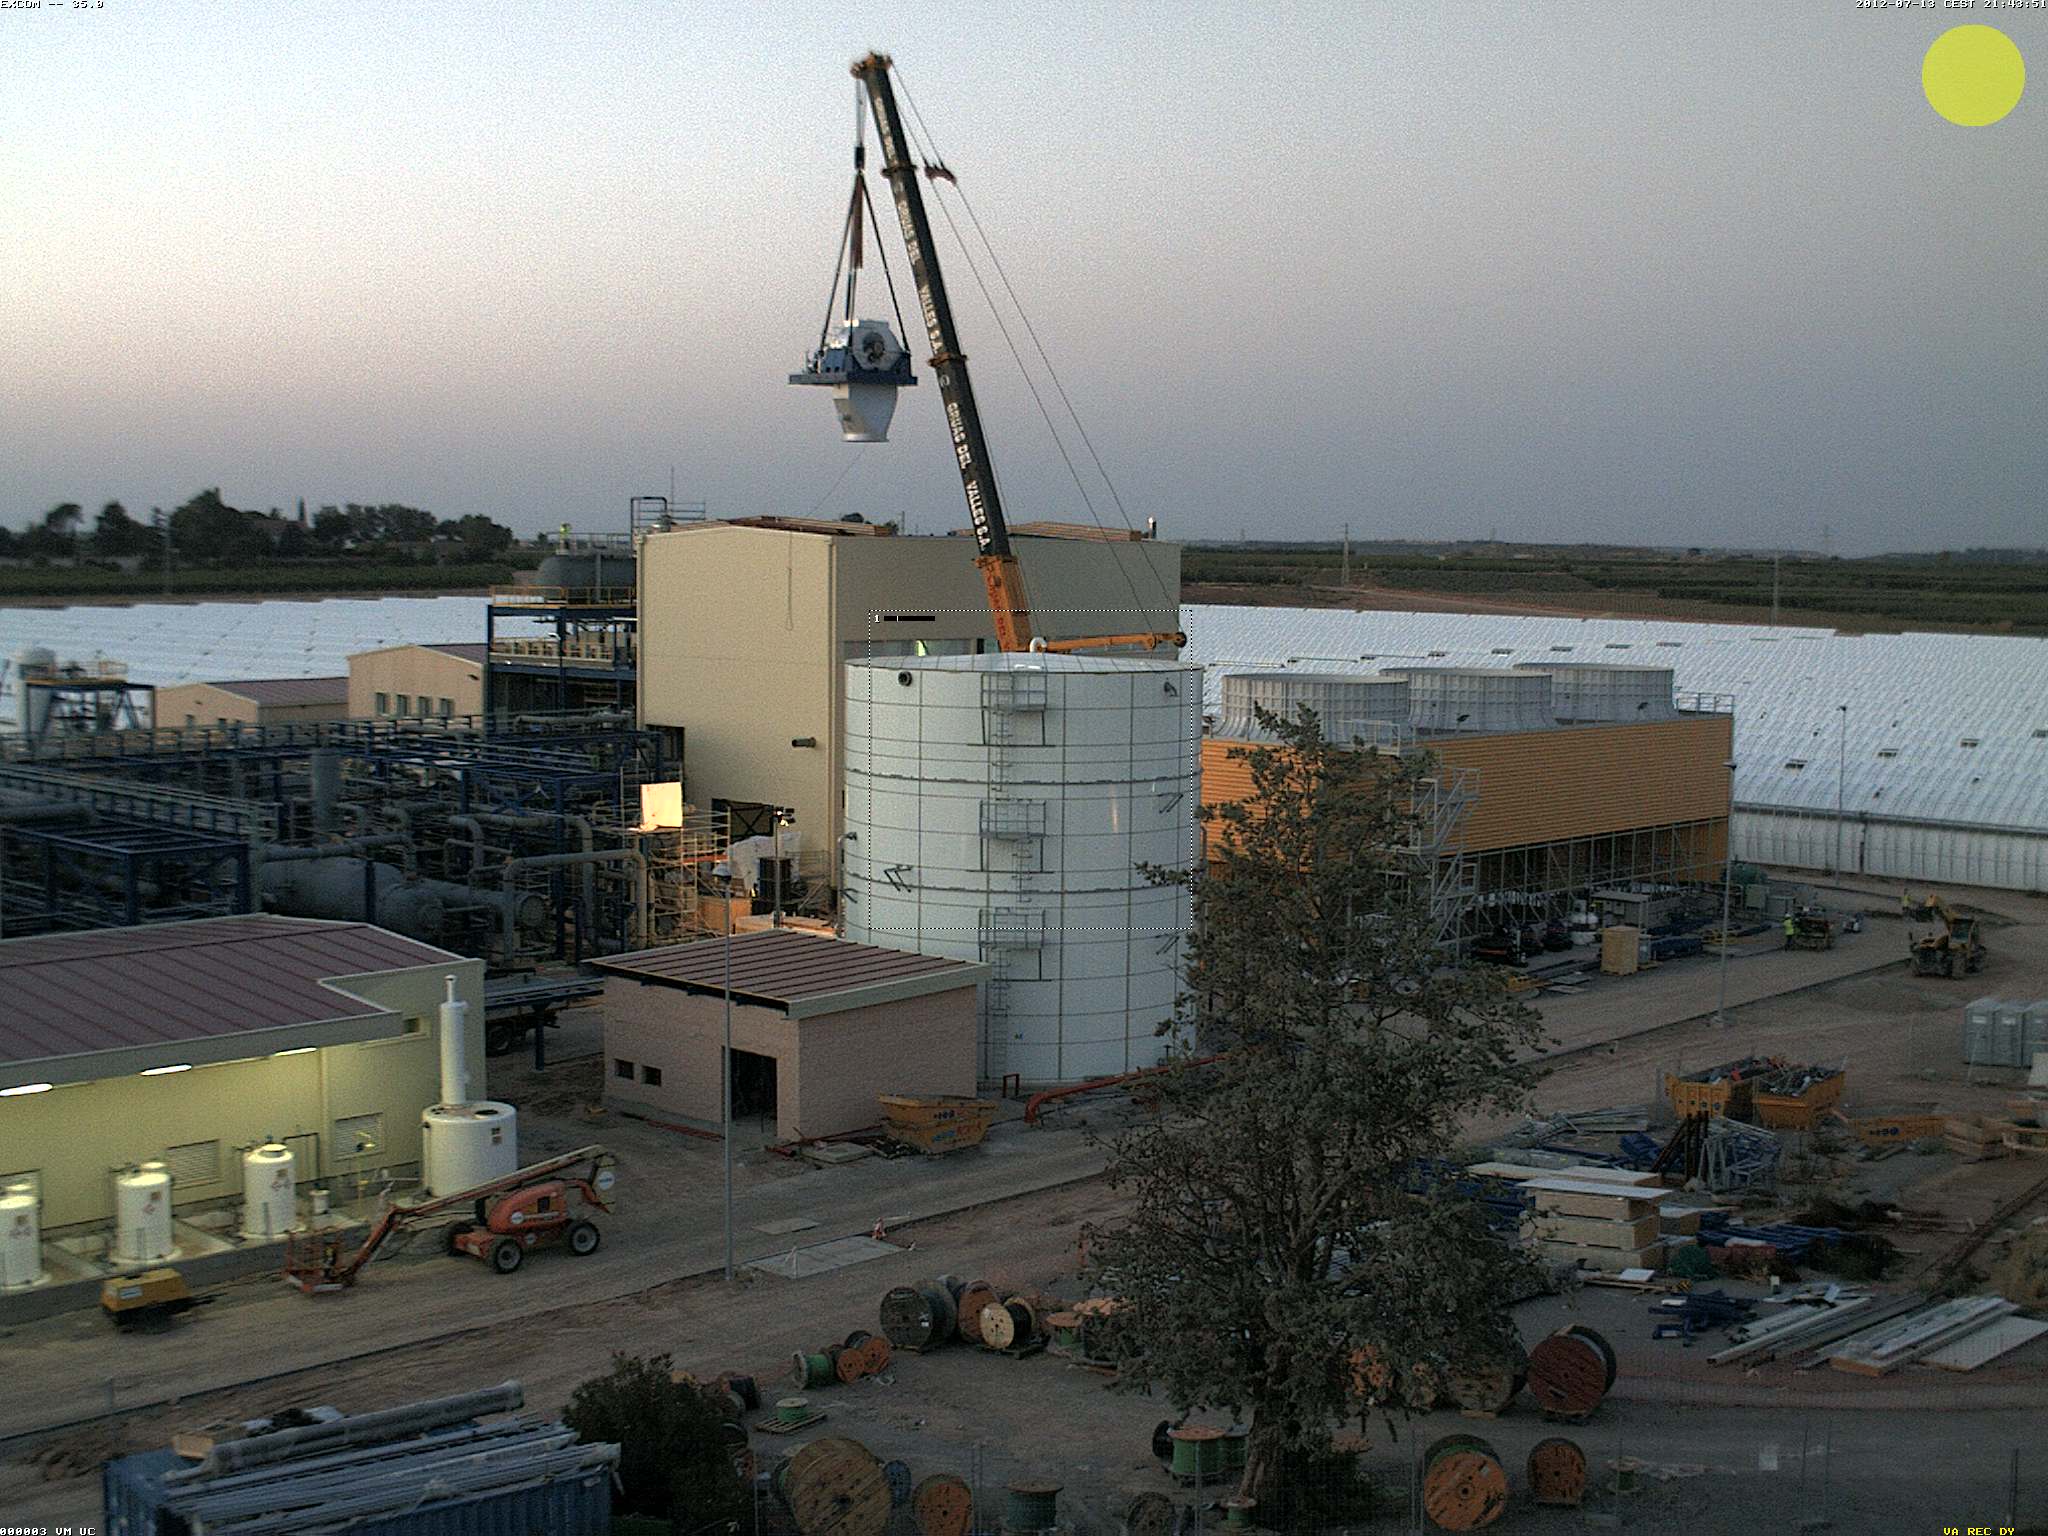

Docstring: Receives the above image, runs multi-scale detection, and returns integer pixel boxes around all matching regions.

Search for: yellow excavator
[1901,891,1985,978]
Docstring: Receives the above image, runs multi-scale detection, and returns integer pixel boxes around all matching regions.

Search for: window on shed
[614,1058,635,1081]
[165,1140,221,1187]
[396,694,410,715]
[2034,729,2047,740]
[375,692,389,716]
[438,696,453,717]
[1876,748,1899,759]
[1784,759,1807,771]
[641,1065,663,1087]
[1960,738,1980,749]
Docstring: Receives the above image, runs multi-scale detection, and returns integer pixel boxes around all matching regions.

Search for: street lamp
[771,808,796,927]
[1715,758,1737,1029]
[1834,703,1848,878]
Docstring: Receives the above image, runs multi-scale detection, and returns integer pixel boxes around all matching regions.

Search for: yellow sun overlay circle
[1923,25,2025,127]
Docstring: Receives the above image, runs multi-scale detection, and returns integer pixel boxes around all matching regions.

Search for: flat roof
[0,915,465,1085]
[592,929,988,1020]
[170,676,347,706]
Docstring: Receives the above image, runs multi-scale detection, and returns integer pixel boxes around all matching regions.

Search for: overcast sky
[2,2,2041,554]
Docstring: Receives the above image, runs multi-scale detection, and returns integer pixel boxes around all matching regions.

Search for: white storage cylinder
[1393,668,1557,733]
[239,1143,298,1240]
[421,1103,519,1197]
[1514,663,1677,722]
[842,653,1202,1085]
[114,1161,174,1263]
[0,1182,43,1290]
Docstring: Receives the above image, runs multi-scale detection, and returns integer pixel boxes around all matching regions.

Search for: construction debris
[1823,1296,2019,1376]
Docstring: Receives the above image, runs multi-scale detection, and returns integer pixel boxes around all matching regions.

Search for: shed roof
[592,929,988,1019]
[425,642,490,662]
[187,675,347,706]
[0,915,464,1083]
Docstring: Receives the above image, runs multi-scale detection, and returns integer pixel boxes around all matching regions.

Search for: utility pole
[1714,757,1737,1028]
[1341,522,1350,587]
[1835,703,1849,878]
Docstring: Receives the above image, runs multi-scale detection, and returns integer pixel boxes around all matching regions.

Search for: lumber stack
[1522,1177,1672,1274]
[1945,1116,2008,1161]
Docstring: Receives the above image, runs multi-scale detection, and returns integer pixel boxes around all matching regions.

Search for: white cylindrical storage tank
[842,653,1203,1085]
[1514,663,1677,722]
[1392,668,1557,733]
[421,1103,519,1197]
[114,1161,175,1263]
[1216,671,1410,742]
[0,1182,44,1290]
[239,1143,298,1240]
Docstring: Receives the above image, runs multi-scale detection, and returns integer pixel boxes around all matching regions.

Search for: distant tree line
[0,490,521,567]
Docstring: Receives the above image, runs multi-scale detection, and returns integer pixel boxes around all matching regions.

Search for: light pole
[1715,758,1737,1028]
[771,808,795,927]
[721,809,735,1281]
[1834,703,1848,878]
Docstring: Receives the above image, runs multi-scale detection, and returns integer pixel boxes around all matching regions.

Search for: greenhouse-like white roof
[1181,604,2048,836]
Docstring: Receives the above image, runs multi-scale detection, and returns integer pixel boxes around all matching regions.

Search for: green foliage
[562,1353,744,1531]
[1084,708,1543,1493]
[0,561,516,598]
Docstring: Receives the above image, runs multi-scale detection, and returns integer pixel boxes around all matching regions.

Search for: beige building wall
[154,682,346,729]
[602,976,977,1141]
[347,646,485,721]
[0,960,484,1229]
[636,525,1181,878]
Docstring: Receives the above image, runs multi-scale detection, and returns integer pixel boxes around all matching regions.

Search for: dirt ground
[8,876,2047,1531]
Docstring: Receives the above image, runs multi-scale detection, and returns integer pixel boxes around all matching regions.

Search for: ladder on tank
[978,671,1048,1081]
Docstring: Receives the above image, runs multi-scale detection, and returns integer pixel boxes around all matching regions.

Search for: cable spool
[880,1280,959,1349]
[912,1471,975,1536]
[978,1296,1037,1351]
[1002,1481,1061,1533]
[1220,1425,1249,1475]
[1420,1433,1507,1531]
[1564,1324,1617,1391]
[1526,1327,1612,1419]
[719,1373,762,1412]
[792,1352,835,1390]
[883,1459,913,1508]
[844,1328,875,1351]
[835,1340,870,1385]
[1167,1425,1226,1483]
[860,1334,893,1375]
[1046,1310,1082,1355]
[933,1272,966,1299]
[1403,1359,1445,1413]
[955,1280,1000,1345]
[823,1343,851,1383]
[1150,1421,1175,1463]
[1219,1495,1257,1529]
[775,1435,891,1536]
[773,1398,812,1428]
[1123,1491,1177,1536]
[1346,1346,1393,1408]
[1527,1437,1589,1507]
[1447,1343,1528,1416]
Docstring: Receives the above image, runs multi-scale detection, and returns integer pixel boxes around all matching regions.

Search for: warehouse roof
[592,929,989,1019]
[425,642,490,662]
[176,675,346,705]
[0,915,465,1085]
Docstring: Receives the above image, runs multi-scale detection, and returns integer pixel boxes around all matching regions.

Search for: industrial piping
[498,848,648,954]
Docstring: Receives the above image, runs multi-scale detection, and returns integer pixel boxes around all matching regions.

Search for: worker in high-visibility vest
[1783,914,1798,948]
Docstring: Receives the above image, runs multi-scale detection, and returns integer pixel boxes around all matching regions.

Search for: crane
[846,52,1183,656]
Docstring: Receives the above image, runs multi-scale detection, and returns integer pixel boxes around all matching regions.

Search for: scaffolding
[1456,816,1726,942]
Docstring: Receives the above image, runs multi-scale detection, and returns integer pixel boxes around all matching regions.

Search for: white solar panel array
[1181,603,2048,892]
[0,596,487,726]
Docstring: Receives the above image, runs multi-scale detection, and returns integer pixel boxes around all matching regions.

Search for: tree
[91,501,154,558]
[438,513,514,561]
[561,1353,745,1530]
[310,506,351,549]
[169,488,268,564]
[1083,708,1543,1515]
[41,503,83,542]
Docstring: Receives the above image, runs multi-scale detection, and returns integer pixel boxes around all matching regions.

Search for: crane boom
[851,53,1179,655]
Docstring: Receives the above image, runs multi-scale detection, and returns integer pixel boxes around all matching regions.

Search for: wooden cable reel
[776,1436,892,1536]
[1122,1490,1177,1536]
[977,1295,1038,1351]
[860,1333,892,1375]
[1420,1433,1507,1531]
[880,1280,960,1350]
[955,1280,1000,1345]
[911,1471,976,1536]
[1526,1325,1616,1418]
[837,1331,874,1384]
[1527,1436,1589,1507]
[1447,1342,1529,1416]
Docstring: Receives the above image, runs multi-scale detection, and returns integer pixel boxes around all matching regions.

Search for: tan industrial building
[636,518,1181,877]
[593,928,988,1141]
[0,916,485,1230]
[347,642,488,721]
[1201,666,1735,944]
[154,677,348,729]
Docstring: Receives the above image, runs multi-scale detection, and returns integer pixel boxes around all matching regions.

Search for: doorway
[730,1048,778,1130]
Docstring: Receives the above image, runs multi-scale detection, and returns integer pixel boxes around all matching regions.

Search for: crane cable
[890,65,1176,623]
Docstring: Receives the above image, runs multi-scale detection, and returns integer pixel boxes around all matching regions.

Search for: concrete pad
[753,1217,820,1236]
[746,1235,900,1280]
